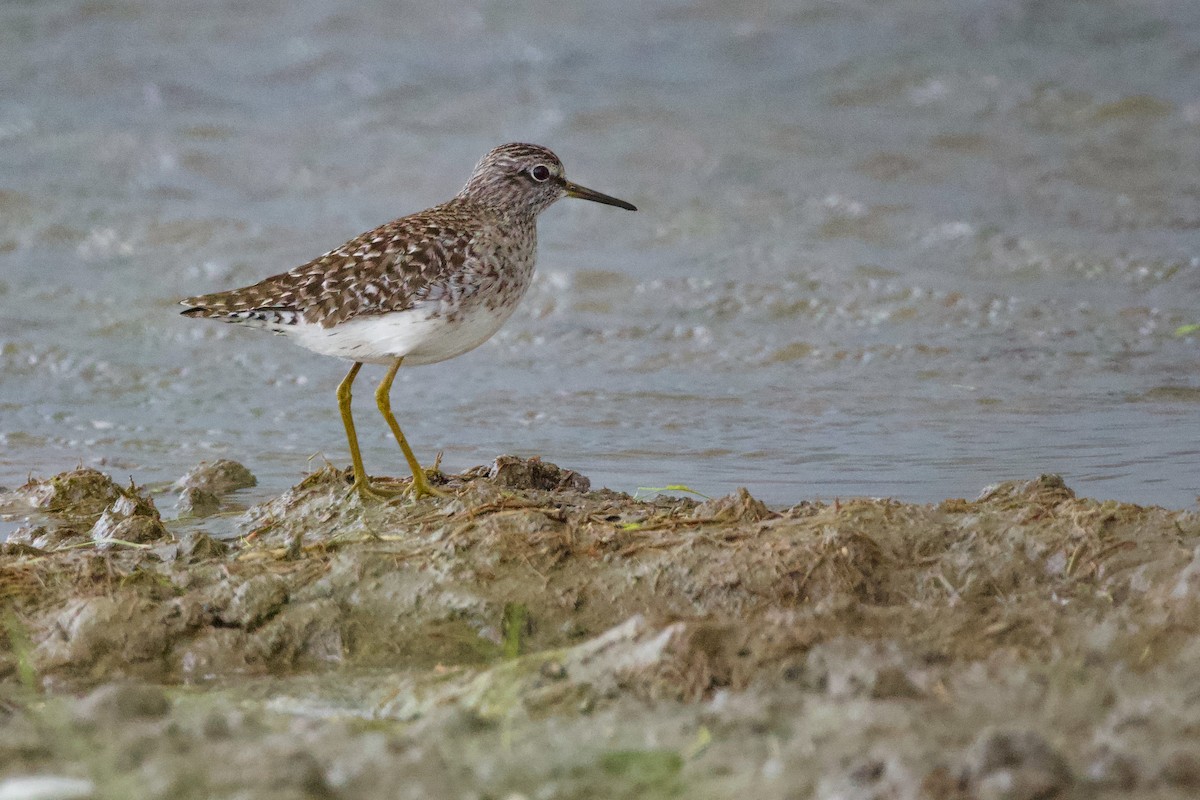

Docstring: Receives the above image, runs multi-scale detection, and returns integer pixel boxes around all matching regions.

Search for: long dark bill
[563,180,637,211]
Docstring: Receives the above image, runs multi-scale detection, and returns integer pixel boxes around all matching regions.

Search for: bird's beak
[562,180,637,211]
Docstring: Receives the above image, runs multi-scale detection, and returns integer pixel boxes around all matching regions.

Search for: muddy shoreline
[1,458,1199,799]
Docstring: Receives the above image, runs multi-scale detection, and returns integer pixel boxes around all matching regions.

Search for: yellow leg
[375,358,443,499]
[337,362,397,501]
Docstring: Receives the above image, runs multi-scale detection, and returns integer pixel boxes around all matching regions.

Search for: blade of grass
[634,484,711,500]
[501,602,528,660]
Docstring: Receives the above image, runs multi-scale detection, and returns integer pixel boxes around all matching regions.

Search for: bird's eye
[530,164,552,182]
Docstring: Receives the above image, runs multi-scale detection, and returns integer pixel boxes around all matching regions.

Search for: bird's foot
[397,470,447,502]
[346,478,403,504]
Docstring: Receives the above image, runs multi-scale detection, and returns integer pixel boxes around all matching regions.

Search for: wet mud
[1,458,1199,799]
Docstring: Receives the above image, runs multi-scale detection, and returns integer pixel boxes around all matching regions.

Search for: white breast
[286,300,520,366]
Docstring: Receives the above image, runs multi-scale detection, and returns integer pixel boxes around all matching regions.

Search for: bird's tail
[179,296,299,329]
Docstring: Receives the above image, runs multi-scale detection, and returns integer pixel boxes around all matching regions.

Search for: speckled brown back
[181,197,535,328]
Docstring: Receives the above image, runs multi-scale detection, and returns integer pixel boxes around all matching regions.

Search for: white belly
[287,302,518,366]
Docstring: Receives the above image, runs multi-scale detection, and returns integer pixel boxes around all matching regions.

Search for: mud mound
[1,459,1198,798]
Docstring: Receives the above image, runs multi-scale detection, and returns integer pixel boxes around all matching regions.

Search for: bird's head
[459,142,636,216]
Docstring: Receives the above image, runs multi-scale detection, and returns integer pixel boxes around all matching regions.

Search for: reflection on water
[1,0,1197,515]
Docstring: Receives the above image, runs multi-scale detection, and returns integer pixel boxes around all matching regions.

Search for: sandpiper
[181,142,636,500]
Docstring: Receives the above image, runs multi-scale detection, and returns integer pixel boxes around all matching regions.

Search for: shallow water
[1,0,1198,518]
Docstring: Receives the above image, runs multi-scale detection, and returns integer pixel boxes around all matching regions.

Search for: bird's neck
[451,193,540,227]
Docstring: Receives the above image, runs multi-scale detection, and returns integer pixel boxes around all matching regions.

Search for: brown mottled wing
[181,199,492,328]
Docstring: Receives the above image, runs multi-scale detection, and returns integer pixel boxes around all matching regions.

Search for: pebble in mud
[816,754,916,800]
[976,474,1075,505]
[692,487,773,522]
[90,494,169,546]
[173,459,257,497]
[214,574,289,629]
[487,455,590,492]
[803,639,923,700]
[71,682,169,728]
[179,628,252,681]
[963,729,1072,800]
[176,530,230,561]
[175,487,221,519]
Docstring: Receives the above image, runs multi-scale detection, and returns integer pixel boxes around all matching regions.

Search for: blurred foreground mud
[1,459,1199,799]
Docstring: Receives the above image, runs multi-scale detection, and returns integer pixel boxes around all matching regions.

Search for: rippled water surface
[2,0,1198,514]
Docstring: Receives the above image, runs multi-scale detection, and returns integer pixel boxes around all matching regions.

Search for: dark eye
[530,164,551,182]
